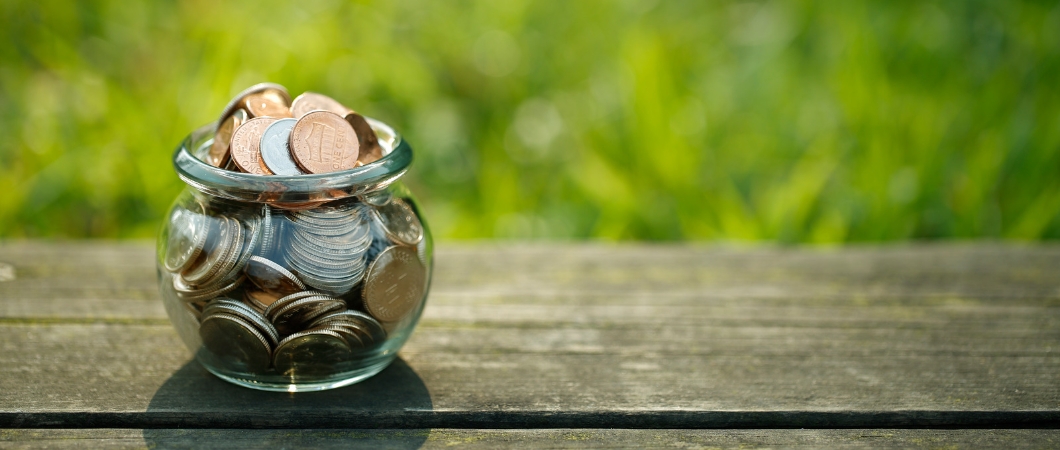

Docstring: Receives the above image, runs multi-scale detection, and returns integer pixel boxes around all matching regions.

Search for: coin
[199,313,273,374]
[243,89,293,118]
[207,109,247,167]
[231,117,279,175]
[289,111,359,174]
[362,246,427,323]
[245,255,305,296]
[259,118,304,176]
[164,201,208,273]
[263,290,329,321]
[181,217,233,285]
[269,296,346,336]
[173,274,246,303]
[272,330,353,378]
[345,112,383,165]
[312,310,387,348]
[217,82,292,125]
[244,289,280,312]
[290,92,351,118]
[203,299,280,346]
[371,198,423,246]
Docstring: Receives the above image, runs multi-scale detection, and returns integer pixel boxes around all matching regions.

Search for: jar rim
[173,117,412,203]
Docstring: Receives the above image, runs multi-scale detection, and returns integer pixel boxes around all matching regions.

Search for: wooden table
[0,242,1057,448]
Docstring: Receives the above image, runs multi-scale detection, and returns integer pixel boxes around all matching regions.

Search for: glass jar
[157,118,432,392]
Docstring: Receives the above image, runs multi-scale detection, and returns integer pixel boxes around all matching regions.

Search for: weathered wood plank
[1,428,1058,449]
[0,242,1057,428]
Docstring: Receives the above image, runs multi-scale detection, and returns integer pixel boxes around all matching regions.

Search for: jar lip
[173,116,412,203]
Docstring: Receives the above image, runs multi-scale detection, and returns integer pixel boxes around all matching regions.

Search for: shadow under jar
[157,118,432,392]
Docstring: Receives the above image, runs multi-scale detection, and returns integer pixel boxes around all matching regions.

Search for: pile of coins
[207,83,383,175]
[161,84,429,378]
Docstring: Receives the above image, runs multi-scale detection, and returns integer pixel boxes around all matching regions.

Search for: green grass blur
[2,1,1059,241]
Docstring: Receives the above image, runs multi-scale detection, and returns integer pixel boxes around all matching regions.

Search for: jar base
[201,356,396,392]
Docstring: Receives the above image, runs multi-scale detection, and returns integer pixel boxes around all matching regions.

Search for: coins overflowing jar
[157,83,432,391]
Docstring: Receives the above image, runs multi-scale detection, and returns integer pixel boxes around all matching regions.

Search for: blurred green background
[2,0,1059,241]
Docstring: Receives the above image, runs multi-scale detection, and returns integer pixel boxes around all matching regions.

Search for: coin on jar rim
[344,112,383,165]
[231,117,278,175]
[272,329,353,377]
[217,82,292,124]
[362,245,427,323]
[290,92,352,118]
[164,201,208,273]
[289,111,360,174]
[199,313,273,374]
[245,255,305,296]
[207,109,248,167]
[243,89,293,118]
[259,118,304,176]
[371,198,424,246]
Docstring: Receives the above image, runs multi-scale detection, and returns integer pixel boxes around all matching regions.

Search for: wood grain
[0,242,1057,429]
[2,429,1058,449]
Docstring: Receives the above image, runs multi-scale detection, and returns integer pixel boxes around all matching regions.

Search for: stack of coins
[161,84,429,378]
[210,83,384,175]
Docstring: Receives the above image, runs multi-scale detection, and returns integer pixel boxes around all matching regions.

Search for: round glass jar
[157,118,432,392]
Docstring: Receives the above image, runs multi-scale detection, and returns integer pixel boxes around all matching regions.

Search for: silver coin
[272,330,353,379]
[199,313,273,374]
[245,255,305,296]
[259,118,304,176]
[164,202,208,273]
[173,274,246,303]
[312,310,386,347]
[362,245,427,323]
[181,217,235,286]
[371,198,423,246]
[263,290,329,320]
[195,216,246,289]
[270,296,346,336]
[203,300,279,346]
[257,205,274,258]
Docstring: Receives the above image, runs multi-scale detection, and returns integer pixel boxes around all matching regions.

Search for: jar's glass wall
[158,165,432,391]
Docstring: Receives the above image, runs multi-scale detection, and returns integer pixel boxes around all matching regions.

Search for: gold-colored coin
[362,246,427,323]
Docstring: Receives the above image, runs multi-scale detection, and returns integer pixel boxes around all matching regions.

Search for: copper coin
[244,289,280,312]
[243,89,293,118]
[344,113,383,165]
[362,246,427,323]
[231,117,278,175]
[289,111,359,174]
[290,92,351,118]
[207,109,247,167]
[217,82,291,124]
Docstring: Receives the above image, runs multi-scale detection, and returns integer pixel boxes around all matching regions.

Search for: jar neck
[173,117,412,203]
